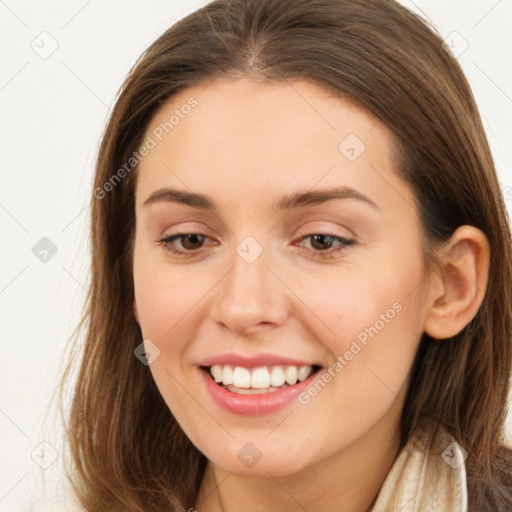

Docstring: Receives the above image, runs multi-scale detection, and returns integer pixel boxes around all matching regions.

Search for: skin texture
[131,77,490,512]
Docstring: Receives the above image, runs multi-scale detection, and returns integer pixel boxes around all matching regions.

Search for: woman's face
[132,77,431,476]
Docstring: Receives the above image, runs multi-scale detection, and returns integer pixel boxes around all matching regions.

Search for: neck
[195,404,402,512]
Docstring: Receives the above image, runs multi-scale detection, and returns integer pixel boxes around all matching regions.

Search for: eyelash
[156,232,356,259]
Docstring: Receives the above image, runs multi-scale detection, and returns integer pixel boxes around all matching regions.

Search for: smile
[207,364,321,393]
[197,362,323,415]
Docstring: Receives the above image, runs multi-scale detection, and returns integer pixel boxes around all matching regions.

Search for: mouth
[199,364,323,395]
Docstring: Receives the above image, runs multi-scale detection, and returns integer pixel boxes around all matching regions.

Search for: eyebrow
[142,185,379,211]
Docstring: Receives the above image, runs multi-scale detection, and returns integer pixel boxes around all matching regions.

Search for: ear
[133,299,140,324]
[423,225,490,340]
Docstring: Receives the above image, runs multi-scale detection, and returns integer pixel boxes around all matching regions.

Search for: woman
[58,0,512,510]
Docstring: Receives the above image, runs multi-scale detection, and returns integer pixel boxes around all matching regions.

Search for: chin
[201,437,317,478]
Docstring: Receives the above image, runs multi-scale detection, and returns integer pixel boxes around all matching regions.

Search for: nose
[209,242,289,336]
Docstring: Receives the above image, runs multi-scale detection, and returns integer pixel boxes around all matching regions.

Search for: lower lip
[198,367,319,416]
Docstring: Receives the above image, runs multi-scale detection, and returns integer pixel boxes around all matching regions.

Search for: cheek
[133,261,204,416]
[133,258,203,341]
[297,263,424,401]
[291,264,411,349]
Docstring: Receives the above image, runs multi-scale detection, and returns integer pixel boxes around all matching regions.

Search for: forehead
[142,77,383,154]
[134,77,413,218]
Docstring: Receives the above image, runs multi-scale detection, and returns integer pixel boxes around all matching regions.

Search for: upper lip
[198,352,322,368]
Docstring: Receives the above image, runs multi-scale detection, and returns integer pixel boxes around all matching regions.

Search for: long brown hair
[57,0,512,510]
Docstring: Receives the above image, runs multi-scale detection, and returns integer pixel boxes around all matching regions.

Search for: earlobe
[423,225,490,340]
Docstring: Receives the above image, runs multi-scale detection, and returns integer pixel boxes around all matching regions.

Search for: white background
[1,0,511,510]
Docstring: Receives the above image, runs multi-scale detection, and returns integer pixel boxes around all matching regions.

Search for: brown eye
[157,232,211,257]
[297,233,356,258]
[178,233,207,250]
[309,234,337,251]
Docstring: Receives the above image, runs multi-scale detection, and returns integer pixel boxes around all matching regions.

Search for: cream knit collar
[371,421,468,511]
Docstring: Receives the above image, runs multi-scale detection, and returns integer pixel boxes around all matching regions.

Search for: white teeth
[211,364,223,383]
[270,366,286,387]
[251,367,271,389]
[208,364,316,389]
[285,366,298,385]
[222,365,233,385]
[298,365,313,381]
[232,366,251,388]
